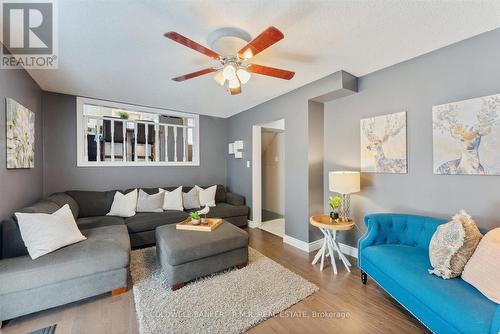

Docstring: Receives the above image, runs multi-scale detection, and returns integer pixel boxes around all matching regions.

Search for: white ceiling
[28,0,500,118]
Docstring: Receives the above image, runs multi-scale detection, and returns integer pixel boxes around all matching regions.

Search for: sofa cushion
[47,192,79,219]
[363,244,498,334]
[206,203,249,219]
[156,222,248,266]
[66,190,117,218]
[1,218,27,259]
[124,211,188,234]
[17,200,61,215]
[0,225,130,295]
[1,200,61,259]
[76,216,125,230]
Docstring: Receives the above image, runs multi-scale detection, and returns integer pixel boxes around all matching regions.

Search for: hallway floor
[259,218,285,238]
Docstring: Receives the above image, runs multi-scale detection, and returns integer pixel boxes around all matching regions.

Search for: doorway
[252,119,285,238]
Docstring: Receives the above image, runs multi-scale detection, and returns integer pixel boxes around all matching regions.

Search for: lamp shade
[329,171,360,194]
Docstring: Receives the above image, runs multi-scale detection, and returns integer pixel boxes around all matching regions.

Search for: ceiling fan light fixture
[165,27,294,96]
[213,71,225,86]
[222,64,237,81]
[236,68,251,84]
[227,77,241,89]
[229,85,242,95]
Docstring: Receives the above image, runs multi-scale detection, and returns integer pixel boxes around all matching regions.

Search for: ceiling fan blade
[164,32,220,60]
[172,68,217,82]
[247,64,295,80]
[238,26,284,60]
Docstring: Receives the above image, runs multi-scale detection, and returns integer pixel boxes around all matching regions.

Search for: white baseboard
[283,234,358,258]
[283,234,311,252]
[338,242,358,258]
[248,220,261,228]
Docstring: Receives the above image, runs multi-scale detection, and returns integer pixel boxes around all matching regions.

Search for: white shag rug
[130,246,318,334]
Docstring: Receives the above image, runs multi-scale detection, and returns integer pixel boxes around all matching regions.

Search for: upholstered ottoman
[155,222,249,290]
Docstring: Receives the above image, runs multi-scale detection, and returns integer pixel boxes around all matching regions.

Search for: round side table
[309,215,355,275]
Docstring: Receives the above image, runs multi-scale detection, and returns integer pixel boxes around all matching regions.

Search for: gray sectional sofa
[0,184,248,324]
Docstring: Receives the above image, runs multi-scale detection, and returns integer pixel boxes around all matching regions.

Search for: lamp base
[339,194,351,222]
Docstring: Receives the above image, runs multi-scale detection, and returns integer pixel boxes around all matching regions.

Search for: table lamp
[329,171,360,221]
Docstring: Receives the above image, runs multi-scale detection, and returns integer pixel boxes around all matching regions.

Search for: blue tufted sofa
[358,213,500,334]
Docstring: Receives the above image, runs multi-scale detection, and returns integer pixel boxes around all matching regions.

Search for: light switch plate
[234,140,243,150]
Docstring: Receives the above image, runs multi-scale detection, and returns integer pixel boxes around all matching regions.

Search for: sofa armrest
[225,192,245,206]
[492,305,500,334]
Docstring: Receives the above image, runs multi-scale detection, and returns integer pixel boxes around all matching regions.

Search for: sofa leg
[171,282,185,291]
[236,261,247,269]
[111,287,128,296]
[361,271,368,285]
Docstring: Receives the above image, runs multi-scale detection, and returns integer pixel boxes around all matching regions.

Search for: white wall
[262,131,285,215]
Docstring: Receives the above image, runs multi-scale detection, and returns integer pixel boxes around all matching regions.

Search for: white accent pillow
[107,189,137,217]
[137,189,164,213]
[462,228,500,303]
[195,185,217,207]
[159,186,184,211]
[183,187,201,210]
[15,204,87,260]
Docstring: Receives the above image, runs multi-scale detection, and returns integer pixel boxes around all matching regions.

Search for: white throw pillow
[15,204,87,260]
[462,228,500,303]
[136,189,164,213]
[195,185,217,207]
[159,187,184,211]
[107,189,137,217]
[183,187,201,210]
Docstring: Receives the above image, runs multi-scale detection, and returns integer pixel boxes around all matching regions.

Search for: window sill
[77,161,200,167]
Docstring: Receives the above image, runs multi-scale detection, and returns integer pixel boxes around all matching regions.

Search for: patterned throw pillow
[182,187,200,210]
[428,210,483,279]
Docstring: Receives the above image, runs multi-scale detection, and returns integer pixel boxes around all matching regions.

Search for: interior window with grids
[76,97,199,166]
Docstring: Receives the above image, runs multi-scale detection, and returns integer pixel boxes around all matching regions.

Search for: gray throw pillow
[183,187,200,210]
[136,189,164,213]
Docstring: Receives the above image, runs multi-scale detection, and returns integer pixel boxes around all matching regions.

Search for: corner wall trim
[283,235,358,258]
[248,220,261,229]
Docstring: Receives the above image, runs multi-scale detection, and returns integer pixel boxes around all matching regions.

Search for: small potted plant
[189,211,201,225]
[329,195,341,220]
[118,111,129,119]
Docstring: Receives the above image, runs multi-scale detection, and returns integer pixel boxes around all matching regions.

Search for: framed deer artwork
[433,93,500,175]
[360,112,407,173]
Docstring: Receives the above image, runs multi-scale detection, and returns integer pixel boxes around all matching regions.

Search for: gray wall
[308,101,324,241]
[325,28,500,247]
[227,71,356,242]
[42,92,227,194]
[0,68,43,221]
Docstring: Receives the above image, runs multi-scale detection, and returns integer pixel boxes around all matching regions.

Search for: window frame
[76,97,200,167]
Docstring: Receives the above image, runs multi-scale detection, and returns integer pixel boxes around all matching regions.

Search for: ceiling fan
[164,26,295,95]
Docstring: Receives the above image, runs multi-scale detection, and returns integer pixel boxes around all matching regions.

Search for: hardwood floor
[0,228,429,334]
[246,228,429,334]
